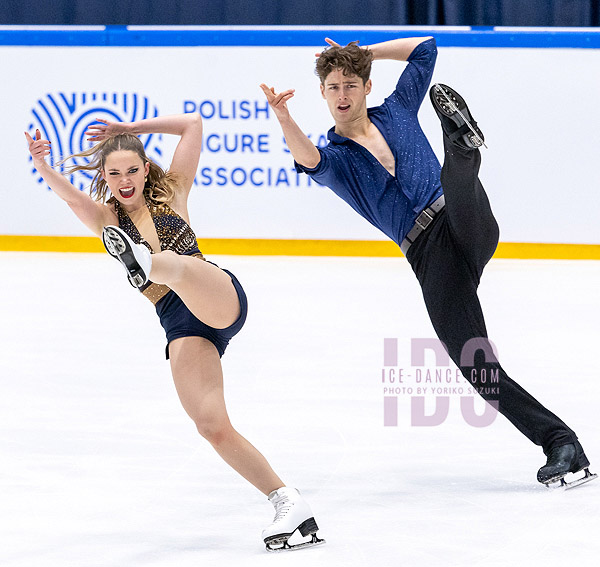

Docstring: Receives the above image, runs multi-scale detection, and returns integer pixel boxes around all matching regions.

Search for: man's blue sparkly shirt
[295,38,443,245]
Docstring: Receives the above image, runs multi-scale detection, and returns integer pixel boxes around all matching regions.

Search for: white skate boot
[102,225,152,288]
[262,487,325,552]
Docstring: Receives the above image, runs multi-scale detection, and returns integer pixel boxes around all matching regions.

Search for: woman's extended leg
[102,227,240,328]
[150,252,240,329]
[168,335,285,496]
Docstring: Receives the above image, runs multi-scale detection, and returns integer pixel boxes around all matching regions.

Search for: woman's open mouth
[119,186,135,199]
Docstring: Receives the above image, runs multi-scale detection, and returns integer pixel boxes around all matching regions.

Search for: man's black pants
[406,135,577,454]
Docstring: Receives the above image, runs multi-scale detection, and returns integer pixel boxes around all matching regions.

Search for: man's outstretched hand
[259,84,296,120]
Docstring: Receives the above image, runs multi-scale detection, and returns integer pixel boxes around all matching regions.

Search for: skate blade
[103,228,127,257]
[545,467,598,490]
[103,228,147,288]
[433,84,488,149]
[265,533,326,553]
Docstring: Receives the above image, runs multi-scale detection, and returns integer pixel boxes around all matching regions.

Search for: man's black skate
[429,83,486,150]
[537,441,597,489]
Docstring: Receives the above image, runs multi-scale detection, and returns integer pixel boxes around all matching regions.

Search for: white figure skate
[262,487,325,552]
[102,225,152,288]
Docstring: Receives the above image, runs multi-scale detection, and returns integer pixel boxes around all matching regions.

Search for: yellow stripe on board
[494,242,600,260]
[0,235,106,253]
[0,235,599,260]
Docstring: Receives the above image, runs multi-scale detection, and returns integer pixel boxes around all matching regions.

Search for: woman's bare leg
[169,336,285,496]
[149,251,240,329]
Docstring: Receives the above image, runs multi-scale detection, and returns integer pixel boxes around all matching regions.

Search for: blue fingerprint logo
[28,92,164,191]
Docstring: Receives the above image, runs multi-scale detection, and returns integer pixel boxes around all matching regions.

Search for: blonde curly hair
[60,133,179,205]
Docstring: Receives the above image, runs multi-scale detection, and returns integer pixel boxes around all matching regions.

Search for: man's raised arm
[260,84,321,169]
[365,36,434,61]
[319,35,433,62]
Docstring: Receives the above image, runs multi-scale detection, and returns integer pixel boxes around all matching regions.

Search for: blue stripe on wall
[0,26,599,48]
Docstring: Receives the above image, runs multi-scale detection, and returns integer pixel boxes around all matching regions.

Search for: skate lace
[272,498,293,524]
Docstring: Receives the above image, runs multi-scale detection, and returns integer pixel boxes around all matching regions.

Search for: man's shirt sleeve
[294,147,334,185]
[389,37,438,111]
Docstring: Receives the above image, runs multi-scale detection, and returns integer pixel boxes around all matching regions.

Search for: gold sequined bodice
[115,199,202,256]
[114,199,205,304]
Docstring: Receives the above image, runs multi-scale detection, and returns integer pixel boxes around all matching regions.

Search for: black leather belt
[400,195,445,255]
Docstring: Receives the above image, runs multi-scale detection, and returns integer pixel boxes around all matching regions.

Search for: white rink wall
[1,28,599,244]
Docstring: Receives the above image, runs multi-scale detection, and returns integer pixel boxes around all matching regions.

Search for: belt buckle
[415,209,433,230]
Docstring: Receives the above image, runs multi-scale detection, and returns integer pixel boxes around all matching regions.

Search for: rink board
[1,26,599,255]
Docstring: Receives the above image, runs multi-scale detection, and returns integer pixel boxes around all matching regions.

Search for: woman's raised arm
[87,113,203,197]
[25,129,112,236]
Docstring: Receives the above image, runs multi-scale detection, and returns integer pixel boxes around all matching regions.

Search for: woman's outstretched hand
[24,129,50,166]
[85,118,131,141]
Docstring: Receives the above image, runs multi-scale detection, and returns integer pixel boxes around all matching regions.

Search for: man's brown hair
[315,41,374,85]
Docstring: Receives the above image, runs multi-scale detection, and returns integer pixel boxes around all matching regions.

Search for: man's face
[320,69,372,124]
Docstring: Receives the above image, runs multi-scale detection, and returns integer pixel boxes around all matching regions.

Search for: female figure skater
[24,112,323,552]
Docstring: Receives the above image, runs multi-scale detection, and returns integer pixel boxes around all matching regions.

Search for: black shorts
[155,268,248,359]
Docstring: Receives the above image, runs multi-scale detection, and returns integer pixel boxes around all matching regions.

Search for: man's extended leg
[407,219,578,452]
[407,222,592,484]
[404,84,593,485]
[430,83,499,270]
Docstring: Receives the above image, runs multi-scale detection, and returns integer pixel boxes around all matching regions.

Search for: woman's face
[102,150,150,208]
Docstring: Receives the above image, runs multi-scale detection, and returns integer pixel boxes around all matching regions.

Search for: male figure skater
[260,36,595,488]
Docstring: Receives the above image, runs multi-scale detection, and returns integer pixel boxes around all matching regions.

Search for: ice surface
[1,252,598,566]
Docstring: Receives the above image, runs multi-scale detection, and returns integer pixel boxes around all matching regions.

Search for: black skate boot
[429,83,486,150]
[537,440,597,489]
